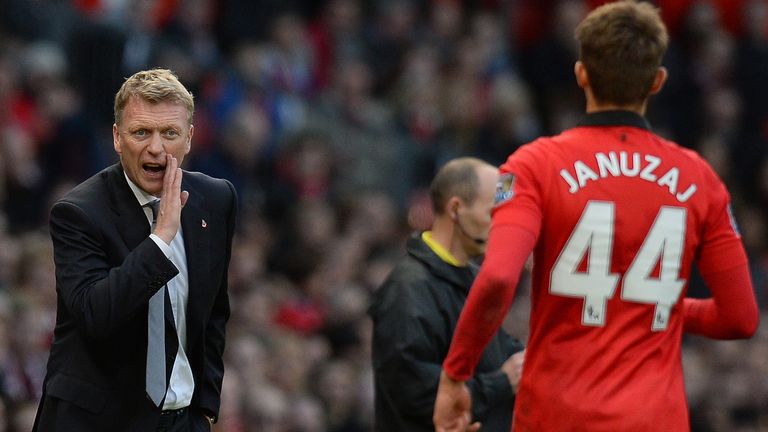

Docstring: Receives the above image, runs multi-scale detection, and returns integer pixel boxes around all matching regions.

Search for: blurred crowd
[0,0,767,430]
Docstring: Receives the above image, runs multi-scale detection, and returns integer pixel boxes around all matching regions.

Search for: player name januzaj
[559,151,698,202]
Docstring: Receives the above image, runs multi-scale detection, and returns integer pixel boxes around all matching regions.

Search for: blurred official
[370,157,525,431]
[33,69,237,432]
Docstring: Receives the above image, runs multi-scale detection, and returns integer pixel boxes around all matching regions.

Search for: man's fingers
[163,154,176,197]
[436,420,467,432]
[160,156,184,206]
[153,156,185,244]
[173,167,182,191]
[435,402,472,432]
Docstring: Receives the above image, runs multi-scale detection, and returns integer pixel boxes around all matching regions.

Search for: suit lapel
[180,177,210,349]
[107,164,151,251]
[108,166,211,349]
[106,164,182,371]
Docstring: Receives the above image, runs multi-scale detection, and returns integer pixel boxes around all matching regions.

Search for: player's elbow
[471,267,518,323]
[478,266,515,293]
[736,311,759,338]
[724,309,759,339]
[736,296,759,338]
[67,289,116,341]
[79,306,115,340]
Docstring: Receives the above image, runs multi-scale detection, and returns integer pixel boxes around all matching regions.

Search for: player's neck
[585,93,648,116]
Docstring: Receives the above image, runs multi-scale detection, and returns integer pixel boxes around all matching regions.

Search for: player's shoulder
[382,252,433,289]
[370,253,438,317]
[378,236,452,299]
[655,134,701,159]
[55,164,114,209]
[183,169,233,191]
[501,134,563,172]
[654,135,721,180]
[183,170,236,205]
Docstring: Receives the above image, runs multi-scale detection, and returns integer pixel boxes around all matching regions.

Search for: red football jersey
[444,112,750,431]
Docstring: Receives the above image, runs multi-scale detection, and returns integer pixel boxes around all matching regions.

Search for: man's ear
[112,124,121,155]
[649,67,668,96]
[574,61,589,89]
[446,196,461,220]
[185,124,194,154]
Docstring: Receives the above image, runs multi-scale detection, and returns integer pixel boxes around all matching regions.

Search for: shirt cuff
[149,234,173,258]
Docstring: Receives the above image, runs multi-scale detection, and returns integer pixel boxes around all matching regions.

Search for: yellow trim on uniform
[422,231,463,267]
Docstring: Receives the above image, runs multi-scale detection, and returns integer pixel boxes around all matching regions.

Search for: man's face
[460,166,499,257]
[112,97,193,196]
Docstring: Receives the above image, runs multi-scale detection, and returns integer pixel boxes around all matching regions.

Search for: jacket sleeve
[467,328,523,420]
[372,275,444,425]
[49,200,178,340]
[444,225,537,382]
[372,273,514,426]
[500,331,525,357]
[198,179,237,420]
[466,369,514,422]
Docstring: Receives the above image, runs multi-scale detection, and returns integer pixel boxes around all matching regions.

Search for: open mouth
[142,163,166,176]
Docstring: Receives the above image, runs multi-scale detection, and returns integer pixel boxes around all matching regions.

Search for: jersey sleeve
[683,161,758,339]
[492,143,544,237]
[695,167,747,274]
[683,264,757,339]
[442,143,545,381]
[443,225,537,381]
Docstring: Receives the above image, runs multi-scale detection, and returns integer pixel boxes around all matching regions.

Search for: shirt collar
[421,231,463,267]
[577,110,651,130]
[123,171,158,207]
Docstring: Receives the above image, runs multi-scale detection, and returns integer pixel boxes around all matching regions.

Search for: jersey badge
[495,174,516,205]
[727,204,741,236]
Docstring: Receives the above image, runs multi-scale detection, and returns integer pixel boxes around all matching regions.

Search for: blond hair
[113,68,194,125]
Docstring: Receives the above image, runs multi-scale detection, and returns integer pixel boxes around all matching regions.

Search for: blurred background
[0,0,766,430]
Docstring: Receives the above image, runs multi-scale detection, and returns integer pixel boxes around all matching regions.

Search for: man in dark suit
[33,69,237,432]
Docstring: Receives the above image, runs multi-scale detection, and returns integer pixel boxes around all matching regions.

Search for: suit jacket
[33,163,237,432]
[369,234,524,432]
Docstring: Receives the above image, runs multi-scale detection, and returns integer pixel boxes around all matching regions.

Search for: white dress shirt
[125,174,195,410]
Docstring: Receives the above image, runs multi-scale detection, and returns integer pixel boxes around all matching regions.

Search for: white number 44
[550,201,686,331]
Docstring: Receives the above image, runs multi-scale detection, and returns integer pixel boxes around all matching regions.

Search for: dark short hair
[430,157,492,214]
[575,0,668,105]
